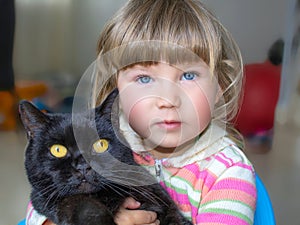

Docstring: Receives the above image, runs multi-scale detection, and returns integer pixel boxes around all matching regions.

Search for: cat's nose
[79,165,92,173]
[74,162,92,175]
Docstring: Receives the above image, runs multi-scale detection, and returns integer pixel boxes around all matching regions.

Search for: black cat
[19,89,192,225]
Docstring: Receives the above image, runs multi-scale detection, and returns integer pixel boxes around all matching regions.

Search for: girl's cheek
[127,106,151,138]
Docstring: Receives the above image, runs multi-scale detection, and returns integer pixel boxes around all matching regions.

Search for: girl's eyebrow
[129,64,153,70]
[122,64,153,73]
[121,67,150,77]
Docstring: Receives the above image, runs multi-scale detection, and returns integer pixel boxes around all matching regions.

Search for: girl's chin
[145,137,197,158]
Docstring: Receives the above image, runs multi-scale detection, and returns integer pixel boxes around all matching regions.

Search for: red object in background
[235,61,281,136]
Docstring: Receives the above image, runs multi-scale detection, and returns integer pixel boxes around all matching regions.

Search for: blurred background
[0,0,299,224]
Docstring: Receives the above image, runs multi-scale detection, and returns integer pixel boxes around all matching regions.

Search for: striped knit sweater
[133,143,256,225]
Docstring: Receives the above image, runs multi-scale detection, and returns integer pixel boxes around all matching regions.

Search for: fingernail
[135,200,141,207]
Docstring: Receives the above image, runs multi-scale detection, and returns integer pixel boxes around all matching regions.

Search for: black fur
[19,89,192,225]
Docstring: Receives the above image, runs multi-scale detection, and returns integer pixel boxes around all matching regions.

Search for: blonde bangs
[97,0,222,70]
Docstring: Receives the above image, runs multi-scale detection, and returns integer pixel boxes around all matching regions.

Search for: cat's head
[19,89,149,200]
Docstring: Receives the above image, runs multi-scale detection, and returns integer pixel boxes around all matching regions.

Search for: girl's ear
[19,100,49,138]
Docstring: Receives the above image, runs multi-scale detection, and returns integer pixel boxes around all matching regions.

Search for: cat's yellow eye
[50,144,68,158]
[93,139,109,153]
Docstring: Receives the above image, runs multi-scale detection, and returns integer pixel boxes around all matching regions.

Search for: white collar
[119,112,230,167]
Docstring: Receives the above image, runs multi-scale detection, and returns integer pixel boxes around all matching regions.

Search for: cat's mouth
[76,179,98,193]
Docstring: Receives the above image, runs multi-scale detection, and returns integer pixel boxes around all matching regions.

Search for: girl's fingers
[118,197,159,225]
[121,197,141,209]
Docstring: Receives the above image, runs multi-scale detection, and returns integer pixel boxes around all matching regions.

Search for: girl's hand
[114,197,160,225]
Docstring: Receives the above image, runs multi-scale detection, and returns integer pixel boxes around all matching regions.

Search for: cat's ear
[19,100,49,138]
[95,88,119,117]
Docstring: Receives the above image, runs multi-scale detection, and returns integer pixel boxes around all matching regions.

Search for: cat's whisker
[105,180,168,207]
[107,167,154,176]
[132,186,169,207]
[36,182,55,193]
[105,173,155,186]
[116,180,168,206]
[131,186,167,206]
[39,185,58,200]
[43,189,59,210]
[103,182,126,198]
[57,185,69,196]
[108,170,156,182]
[44,184,72,210]
[30,180,52,189]
[97,167,151,178]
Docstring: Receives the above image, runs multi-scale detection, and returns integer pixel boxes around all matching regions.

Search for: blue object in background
[254,174,276,225]
[17,219,25,225]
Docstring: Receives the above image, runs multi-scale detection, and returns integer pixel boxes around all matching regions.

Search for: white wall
[202,0,289,63]
[14,0,74,77]
[70,0,128,77]
[13,0,128,79]
[13,0,289,80]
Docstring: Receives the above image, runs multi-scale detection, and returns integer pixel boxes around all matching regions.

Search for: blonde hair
[94,0,244,142]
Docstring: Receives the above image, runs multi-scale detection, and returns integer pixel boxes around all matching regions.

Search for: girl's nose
[155,82,182,108]
[156,96,181,108]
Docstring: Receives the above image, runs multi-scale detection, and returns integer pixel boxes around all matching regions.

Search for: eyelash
[136,75,152,84]
[135,72,199,84]
[181,72,199,81]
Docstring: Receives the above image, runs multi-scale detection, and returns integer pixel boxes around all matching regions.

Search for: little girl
[26,0,256,224]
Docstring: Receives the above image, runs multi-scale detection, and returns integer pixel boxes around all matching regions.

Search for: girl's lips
[156,120,182,130]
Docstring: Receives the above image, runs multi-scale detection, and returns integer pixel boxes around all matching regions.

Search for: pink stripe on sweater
[201,189,256,210]
[216,153,254,172]
[197,212,250,225]
[219,152,234,165]
[181,164,216,184]
[162,185,199,217]
[235,162,254,171]
[164,164,218,193]
[26,203,34,223]
[215,155,232,168]
[211,178,256,197]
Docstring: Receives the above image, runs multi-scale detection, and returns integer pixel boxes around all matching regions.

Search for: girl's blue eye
[137,76,152,84]
[182,72,197,80]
